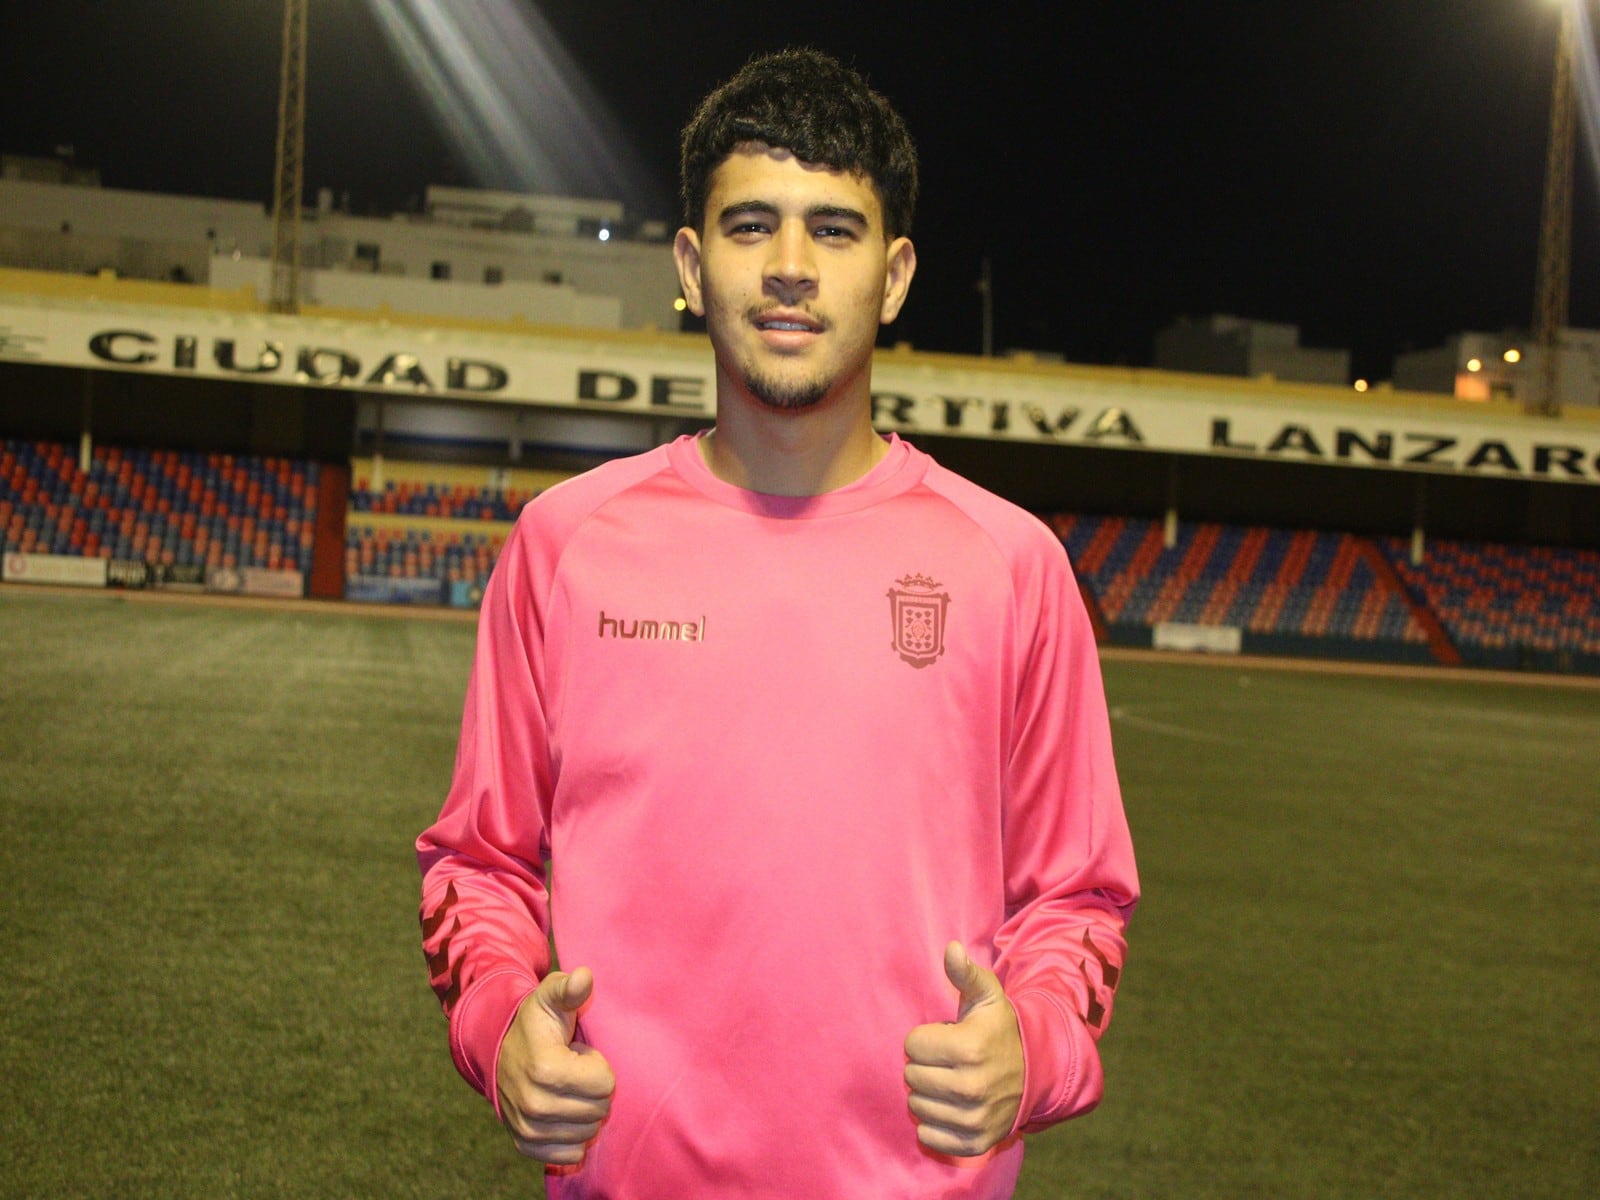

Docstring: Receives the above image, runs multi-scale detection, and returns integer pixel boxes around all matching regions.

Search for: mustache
[744,303,830,331]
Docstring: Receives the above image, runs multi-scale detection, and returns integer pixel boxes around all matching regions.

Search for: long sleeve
[417,522,554,1115]
[994,529,1139,1134]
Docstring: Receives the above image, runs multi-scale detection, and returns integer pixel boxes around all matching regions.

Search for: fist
[903,942,1024,1157]
[496,967,616,1165]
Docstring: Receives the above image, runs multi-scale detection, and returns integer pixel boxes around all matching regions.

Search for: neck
[703,373,887,496]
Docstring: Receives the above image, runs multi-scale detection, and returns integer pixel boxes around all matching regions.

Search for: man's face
[674,143,915,413]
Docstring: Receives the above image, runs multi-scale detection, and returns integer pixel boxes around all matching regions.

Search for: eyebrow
[716,200,872,228]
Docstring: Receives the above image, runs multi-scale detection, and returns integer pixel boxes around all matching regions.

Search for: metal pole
[1531,0,1575,416]
[269,0,309,314]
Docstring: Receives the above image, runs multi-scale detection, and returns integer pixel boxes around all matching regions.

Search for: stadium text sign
[7,299,1600,485]
[1206,417,1600,479]
[86,328,514,395]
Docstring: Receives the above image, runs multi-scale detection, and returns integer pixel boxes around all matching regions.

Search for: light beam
[1573,1,1600,190]
[362,0,665,218]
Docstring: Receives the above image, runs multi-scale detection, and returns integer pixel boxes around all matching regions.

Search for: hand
[496,966,616,1165]
[903,941,1024,1157]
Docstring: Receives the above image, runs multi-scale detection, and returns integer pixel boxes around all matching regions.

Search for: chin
[742,371,830,412]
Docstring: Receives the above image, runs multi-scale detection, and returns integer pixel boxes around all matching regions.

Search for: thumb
[943,940,1000,1017]
[537,965,594,1033]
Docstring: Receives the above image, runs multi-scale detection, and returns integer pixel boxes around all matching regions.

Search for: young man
[418,48,1138,1199]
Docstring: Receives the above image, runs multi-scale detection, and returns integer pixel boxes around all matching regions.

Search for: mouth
[750,307,825,335]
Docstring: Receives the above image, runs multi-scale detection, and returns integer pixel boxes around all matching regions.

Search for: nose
[764,218,817,300]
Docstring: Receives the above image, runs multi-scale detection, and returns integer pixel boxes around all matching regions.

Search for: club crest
[887,573,950,668]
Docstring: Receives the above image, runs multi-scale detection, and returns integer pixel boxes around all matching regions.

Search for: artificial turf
[2,588,1595,1198]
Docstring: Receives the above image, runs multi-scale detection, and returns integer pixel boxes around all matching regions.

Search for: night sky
[3,1,1596,384]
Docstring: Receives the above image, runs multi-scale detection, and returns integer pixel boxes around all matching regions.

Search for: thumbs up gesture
[496,966,617,1165]
[903,942,1025,1157]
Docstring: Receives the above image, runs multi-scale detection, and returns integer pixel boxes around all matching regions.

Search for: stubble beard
[741,366,830,412]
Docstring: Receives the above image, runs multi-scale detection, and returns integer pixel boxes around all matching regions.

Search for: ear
[879,236,917,325]
[673,226,706,317]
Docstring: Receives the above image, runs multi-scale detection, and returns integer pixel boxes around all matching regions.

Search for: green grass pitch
[2,588,1596,1198]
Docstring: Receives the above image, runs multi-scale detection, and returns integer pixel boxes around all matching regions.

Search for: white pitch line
[1108,705,1246,746]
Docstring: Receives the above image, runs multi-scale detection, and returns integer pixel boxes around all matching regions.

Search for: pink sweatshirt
[418,434,1138,1198]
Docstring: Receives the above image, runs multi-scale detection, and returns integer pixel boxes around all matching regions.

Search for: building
[0,154,679,332]
[1153,314,1351,386]
[1393,330,1600,409]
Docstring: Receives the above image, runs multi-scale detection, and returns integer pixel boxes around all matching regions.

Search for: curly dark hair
[679,48,919,240]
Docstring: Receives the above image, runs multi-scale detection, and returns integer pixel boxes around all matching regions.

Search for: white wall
[0,176,676,331]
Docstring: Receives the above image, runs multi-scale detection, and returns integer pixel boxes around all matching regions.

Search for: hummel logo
[597,610,706,642]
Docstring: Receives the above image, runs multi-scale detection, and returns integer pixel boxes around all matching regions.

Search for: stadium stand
[1,437,317,574]
[1053,514,1431,655]
[343,525,507,604]
[1379,536,1600,670]
[8,432,1598,676]
[349,477,541,523]
[342,459,570,605]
